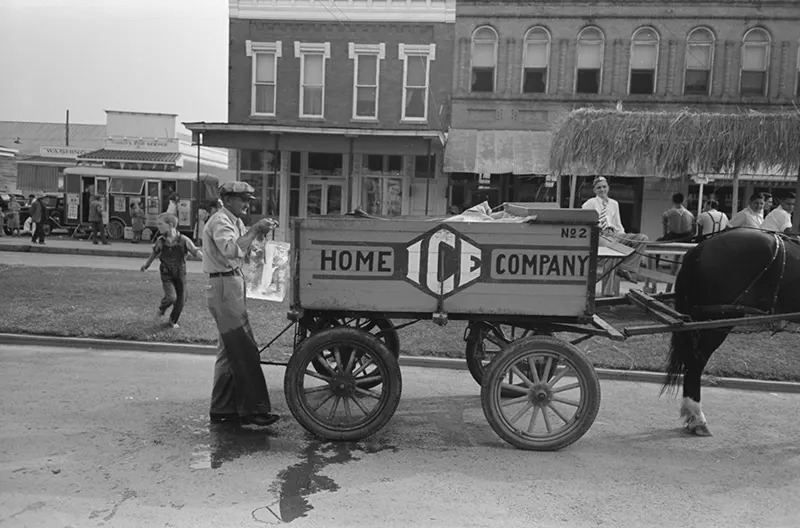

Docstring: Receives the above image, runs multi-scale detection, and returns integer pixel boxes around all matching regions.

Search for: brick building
[444,0,800,237]
[185,0,456,240]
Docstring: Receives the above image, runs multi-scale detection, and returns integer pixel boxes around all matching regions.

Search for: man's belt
[209,268,241,278]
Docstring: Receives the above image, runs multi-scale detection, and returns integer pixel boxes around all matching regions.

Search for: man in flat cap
[203,181,280,427]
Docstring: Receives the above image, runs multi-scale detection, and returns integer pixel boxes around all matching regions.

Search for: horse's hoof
[689,424,713,437]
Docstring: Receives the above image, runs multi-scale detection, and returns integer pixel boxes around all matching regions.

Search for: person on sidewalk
[760,192,796,234]
[140,212,203,329]
[203,181,279,428]
[89,194,109,245]
[130,202,146,243]
[7,199,20,236]
[728,193,765,229]
[28,194,47,245]
[695,199,729,242]
[582,176,649,295]
[0,208,5,237]
[659,192,695,242]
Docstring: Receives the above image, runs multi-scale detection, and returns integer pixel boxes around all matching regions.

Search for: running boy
[140,212,203,328]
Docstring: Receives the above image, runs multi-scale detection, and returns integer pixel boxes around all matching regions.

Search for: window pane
[577,42,602,68]
[524,41,548,68]
[576,69,600,93]
[290,151,301,173]
[357,55,377,85]
[407,56,426,86]
[405,87,425,118]
[356,87,377,117]
[740,71,765,95]
[744,29,769,43]
[684,70,710,94]
[303,54,324,85]
[630,70,654,94]
[631,43,657,68]
[472,42,496,67]
[686,44,711,69]
[364,154,383,172]
[240,173,263,215]
[387,155,402,173]
[579,28,603,42]
[742,45,767,70]
[523,69,547,93]
[362,177,382,215]
[414,154,435,178]
[308,152,342,176]
[471,69,494,92]
[303,86,323,115]
[474,27,496,41]
[255,85,275,113]
[688,28,713,43]
[327,184,342,215]
[255,53,275,82]
[307,184,322,215]
[385,178,403,216]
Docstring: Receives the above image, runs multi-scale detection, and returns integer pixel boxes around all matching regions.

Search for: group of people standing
[0,194,48,243]
[660,190,797,242]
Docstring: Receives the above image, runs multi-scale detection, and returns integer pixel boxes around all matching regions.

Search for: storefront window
[308,152,343,176]
[360,154,405,216]
[290,152,301,217]
[241,149,281,218]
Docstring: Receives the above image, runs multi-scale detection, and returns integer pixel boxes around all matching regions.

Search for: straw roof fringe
[549,108,800,178]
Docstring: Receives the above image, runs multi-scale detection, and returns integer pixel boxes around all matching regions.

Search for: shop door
[145,180,161,226]
[304,180,346,216]
[95,177,109,224]
[361,176,406,216]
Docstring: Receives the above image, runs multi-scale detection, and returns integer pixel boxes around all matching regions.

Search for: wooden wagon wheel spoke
[508,401,534,424]
[349,394,372,415]
[499,383,528,396]
[304,385,332,395]
[354,375,383,387]
[510,365,534,388]
[500,395,530,407]
[343,348,358,375]
[352,357,376,377]
[315,350,338,377]
[540,357,554,381]
[551,396,580,407]
[551,382,581,394]
[547,403,571,424]
[527,406,540,434]
[542,407,553,433]
[357,318,379,332]
[333,348,345,374]
[354,387,382,400]
[527,357,541,384]
[547,366,570,387]
[311,392,336,412]
[342,397,353,420]
[328,396,341,421]
[303,369,332,383]
[485,333,510,347]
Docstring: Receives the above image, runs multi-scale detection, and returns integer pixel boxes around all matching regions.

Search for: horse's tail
[661,247,701,395]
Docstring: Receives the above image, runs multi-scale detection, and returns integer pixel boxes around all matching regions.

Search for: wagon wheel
[481,336,600,451]
[302,317,399,389]
[284,327,402,441]
[465,322,553,391]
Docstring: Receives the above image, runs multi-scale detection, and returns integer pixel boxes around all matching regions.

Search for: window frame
[399,43,435,122]
[796,43,800,97]
[739,28,771,97]
[628,26,660,95]
[574,26,605,95]
[470,25,498,93]
[683,27,715,96]
[246,40,282,117]
[521,26,551,94]
[294,41,331,119]
[348,43,385,121]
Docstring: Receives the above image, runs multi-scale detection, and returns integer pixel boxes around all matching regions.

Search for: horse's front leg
[680,353,711,436]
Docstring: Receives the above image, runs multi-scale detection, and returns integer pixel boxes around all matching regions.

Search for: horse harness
[731,233,787,315]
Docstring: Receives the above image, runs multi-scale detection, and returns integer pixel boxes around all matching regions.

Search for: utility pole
[65,110,69,146]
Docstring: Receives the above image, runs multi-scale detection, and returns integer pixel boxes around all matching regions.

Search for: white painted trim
[349,43,384,121]
[296,42,330,119]
[470,26,498,94]
[628,26,660,95]
[574,26,605,94]
[399,44,435,122]
[521,26,551,94]
[740,28,772,96]
[682,27,715,96]
[246,40,282,58]
[230,0,455,23]
[249,46,279,117]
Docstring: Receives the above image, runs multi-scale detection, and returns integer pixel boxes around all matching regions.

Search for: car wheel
[107,219,125,240]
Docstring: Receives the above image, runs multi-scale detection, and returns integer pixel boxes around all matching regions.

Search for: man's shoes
[102,242,110,245]
[210,412,240,424]
[240,413,280,427]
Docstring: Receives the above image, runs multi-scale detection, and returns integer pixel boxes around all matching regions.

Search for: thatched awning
[549,108,800,178]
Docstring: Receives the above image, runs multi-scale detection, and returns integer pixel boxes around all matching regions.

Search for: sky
[0,0,229,128]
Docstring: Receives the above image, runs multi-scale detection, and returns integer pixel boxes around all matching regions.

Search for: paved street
[1,344,799,528]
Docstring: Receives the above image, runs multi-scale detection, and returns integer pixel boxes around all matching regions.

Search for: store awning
[77,149,181,164]
[443,129,551,175]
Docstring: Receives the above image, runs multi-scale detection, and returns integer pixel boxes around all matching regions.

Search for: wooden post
[731,160,740,218]
[697,181,705,217]
[793,166,800,234]
[569,174,578,208]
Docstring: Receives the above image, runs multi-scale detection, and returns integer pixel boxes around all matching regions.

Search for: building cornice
[229,0,455,23]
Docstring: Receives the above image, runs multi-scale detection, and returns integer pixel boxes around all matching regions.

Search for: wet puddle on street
[186,416,397,523]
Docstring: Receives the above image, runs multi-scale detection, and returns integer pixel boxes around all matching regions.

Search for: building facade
[186,0,456,241]
[444,0,800,238]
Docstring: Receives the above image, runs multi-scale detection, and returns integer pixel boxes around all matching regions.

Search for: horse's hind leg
[680,328,730,436]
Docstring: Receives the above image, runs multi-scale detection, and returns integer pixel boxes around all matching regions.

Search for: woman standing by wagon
[130,202,146,243]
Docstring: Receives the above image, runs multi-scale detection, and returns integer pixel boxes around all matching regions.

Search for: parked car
[18,193,67,236]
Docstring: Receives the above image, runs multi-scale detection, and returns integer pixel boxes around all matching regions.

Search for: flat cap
[219,181,256,199]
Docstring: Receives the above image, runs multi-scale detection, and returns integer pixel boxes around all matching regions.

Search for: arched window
[471,26,497,92]
[740,28,771,96]
[575,27,604,94]
[522,27,550,94]
[629,27,659,94]
[684,28,715,95]
[796,43,800,97]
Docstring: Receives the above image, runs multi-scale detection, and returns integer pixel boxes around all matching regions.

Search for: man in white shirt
[760,193,795,234]
[582,176,649,293]
[729,193,765,229]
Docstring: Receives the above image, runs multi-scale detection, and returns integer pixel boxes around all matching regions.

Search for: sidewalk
[0,232,152,258]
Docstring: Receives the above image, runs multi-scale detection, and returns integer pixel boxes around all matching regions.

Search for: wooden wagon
[264,210,799,451]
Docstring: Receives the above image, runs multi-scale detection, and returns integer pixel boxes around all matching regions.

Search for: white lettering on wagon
[319,248,393,274]
[406,228,482,296]
[492,250,590,279]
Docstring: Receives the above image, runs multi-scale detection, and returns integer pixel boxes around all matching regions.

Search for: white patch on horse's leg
[680,397,711,436]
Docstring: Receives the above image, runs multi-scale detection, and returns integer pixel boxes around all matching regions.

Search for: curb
[0,242,148,259]
[2,332,799,394]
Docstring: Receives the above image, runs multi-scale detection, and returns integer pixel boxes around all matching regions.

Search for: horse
[662,227,800,436]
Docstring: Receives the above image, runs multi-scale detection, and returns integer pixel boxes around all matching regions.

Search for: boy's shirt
[151,233,199,276]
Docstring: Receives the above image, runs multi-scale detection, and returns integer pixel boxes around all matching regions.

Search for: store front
[185,124,446,242]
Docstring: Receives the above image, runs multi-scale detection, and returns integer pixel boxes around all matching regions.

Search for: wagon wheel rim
[492,351,589,441]
[298,341,391,431]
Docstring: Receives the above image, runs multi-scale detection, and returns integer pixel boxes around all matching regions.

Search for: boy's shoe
[168,322,179,329]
